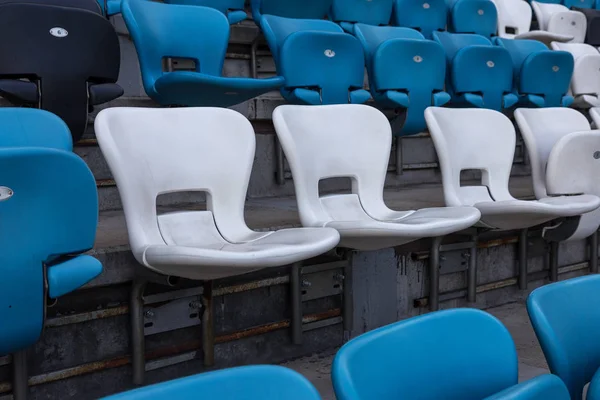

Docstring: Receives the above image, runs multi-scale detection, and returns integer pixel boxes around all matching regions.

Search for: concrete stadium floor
[282,302,549,400]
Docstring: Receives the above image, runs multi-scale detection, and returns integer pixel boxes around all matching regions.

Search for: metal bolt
[594,151,600,159]
[413,55,423,63]
[487,61,495,68]
[423,2,430,8]
[144,310,154,319]
[552,66,559,72]
[478,9,484,15]
[334,273,345,282]
[572,21,576,26]
[301,280,312,288]
[189,300,202,309]
[462,253,471,259]
[440,255,446,261]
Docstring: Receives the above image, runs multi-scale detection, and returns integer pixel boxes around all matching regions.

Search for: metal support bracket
[518,229,529,290]
[12,350,28,400]
[290,257,352,345]
[429,237,444,311]
[549,241,559,282]
[143,295,202,336]
[590,231,598,274]
[395,136,403,176]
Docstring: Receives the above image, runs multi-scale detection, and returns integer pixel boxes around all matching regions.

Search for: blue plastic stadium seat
[97,0,121,16]
[567,0,595,8]
[526,0,561,3]
[0,108,101,356]
[392,0,448,39]
[260,15,370,105]
[102,365,321,399]
[122,0,283,107]
[330,0,394,33]
[164,0,246,24]
[332,308,570,400]
[494,38,573,107]
[447,0,498,37]
[354,24,450,135]
[251,0,333,22]
[433,31,518,110]
[527,275,600,400]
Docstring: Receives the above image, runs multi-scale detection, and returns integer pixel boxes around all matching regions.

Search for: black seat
[573,7,600,46]
[0,0,102,14]
[0,3,122,141]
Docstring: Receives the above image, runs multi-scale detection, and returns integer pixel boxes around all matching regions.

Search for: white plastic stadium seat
[425,107,600,232]
[272,104,481,251]
[552,42,600,108]
[532,1,586,43]
[516,107,600,241]
[493,0,573,46]
[94,107,341,280]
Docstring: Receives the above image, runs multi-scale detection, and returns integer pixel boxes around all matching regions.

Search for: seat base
[142,227,340,280]
[515,31,574,46]
[475,195,600,230]
[153,72,284,107]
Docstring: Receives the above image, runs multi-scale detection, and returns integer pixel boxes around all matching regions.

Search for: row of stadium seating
[2,0,598,140]
[103,275,600,399]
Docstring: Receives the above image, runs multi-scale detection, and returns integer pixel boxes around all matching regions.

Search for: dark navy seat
[572,7,600,45]
[163,0,246,24]
[354,24,450,135]
[433,31,518,110]
[0,108,102,356]
[447,0,498,37]
[0,0,102,13]
[123,0,283,108]
[250,0,332,22]
[258,15,370,105]
[330,0,394,33]
[494,38,573,107]
[392,0,448,39]
[0,3,122,142]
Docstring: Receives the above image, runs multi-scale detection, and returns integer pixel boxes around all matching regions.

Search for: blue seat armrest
[562,95,574,107]
[105,0,122,16]
[286,88,322,105]
[503,93,519,108]
[433,91,451,106]
[483,374,570,400]
[380,90,410,108]
[89,83,124,106]
[349,89,371,104]
[0,79,39,105]
[227,10,247,24]
[47,255,103,299]
[153,72,284,107]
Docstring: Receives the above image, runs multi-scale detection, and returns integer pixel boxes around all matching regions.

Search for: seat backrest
[272,104,392,227]
[425,107,516,206]
[392,0,447,38]
[433,31,492,61]
[0,0,102,13]
[515,108,591,199]
[95,107,259,263]
[527,275,600,400]
[354,23,425,66]
[251,0,333,21]
[102,365,321,400]
[449,0,498,37]
[0,108,73,151]
[565,0,594,9]
[332,308,518,400]
[493,0,532,38]
[278,30,367,105]
[165,0,244,15]
[0,147,98,355]
[494,37,548,75]
[330,0,393,26]
[122,0,228,98]
[531,1,563,30]
[551,41,598,58]
[0,3,120,141]
[533,1,586,41]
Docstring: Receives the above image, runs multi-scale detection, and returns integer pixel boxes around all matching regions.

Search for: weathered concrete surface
[283,302,551,400]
